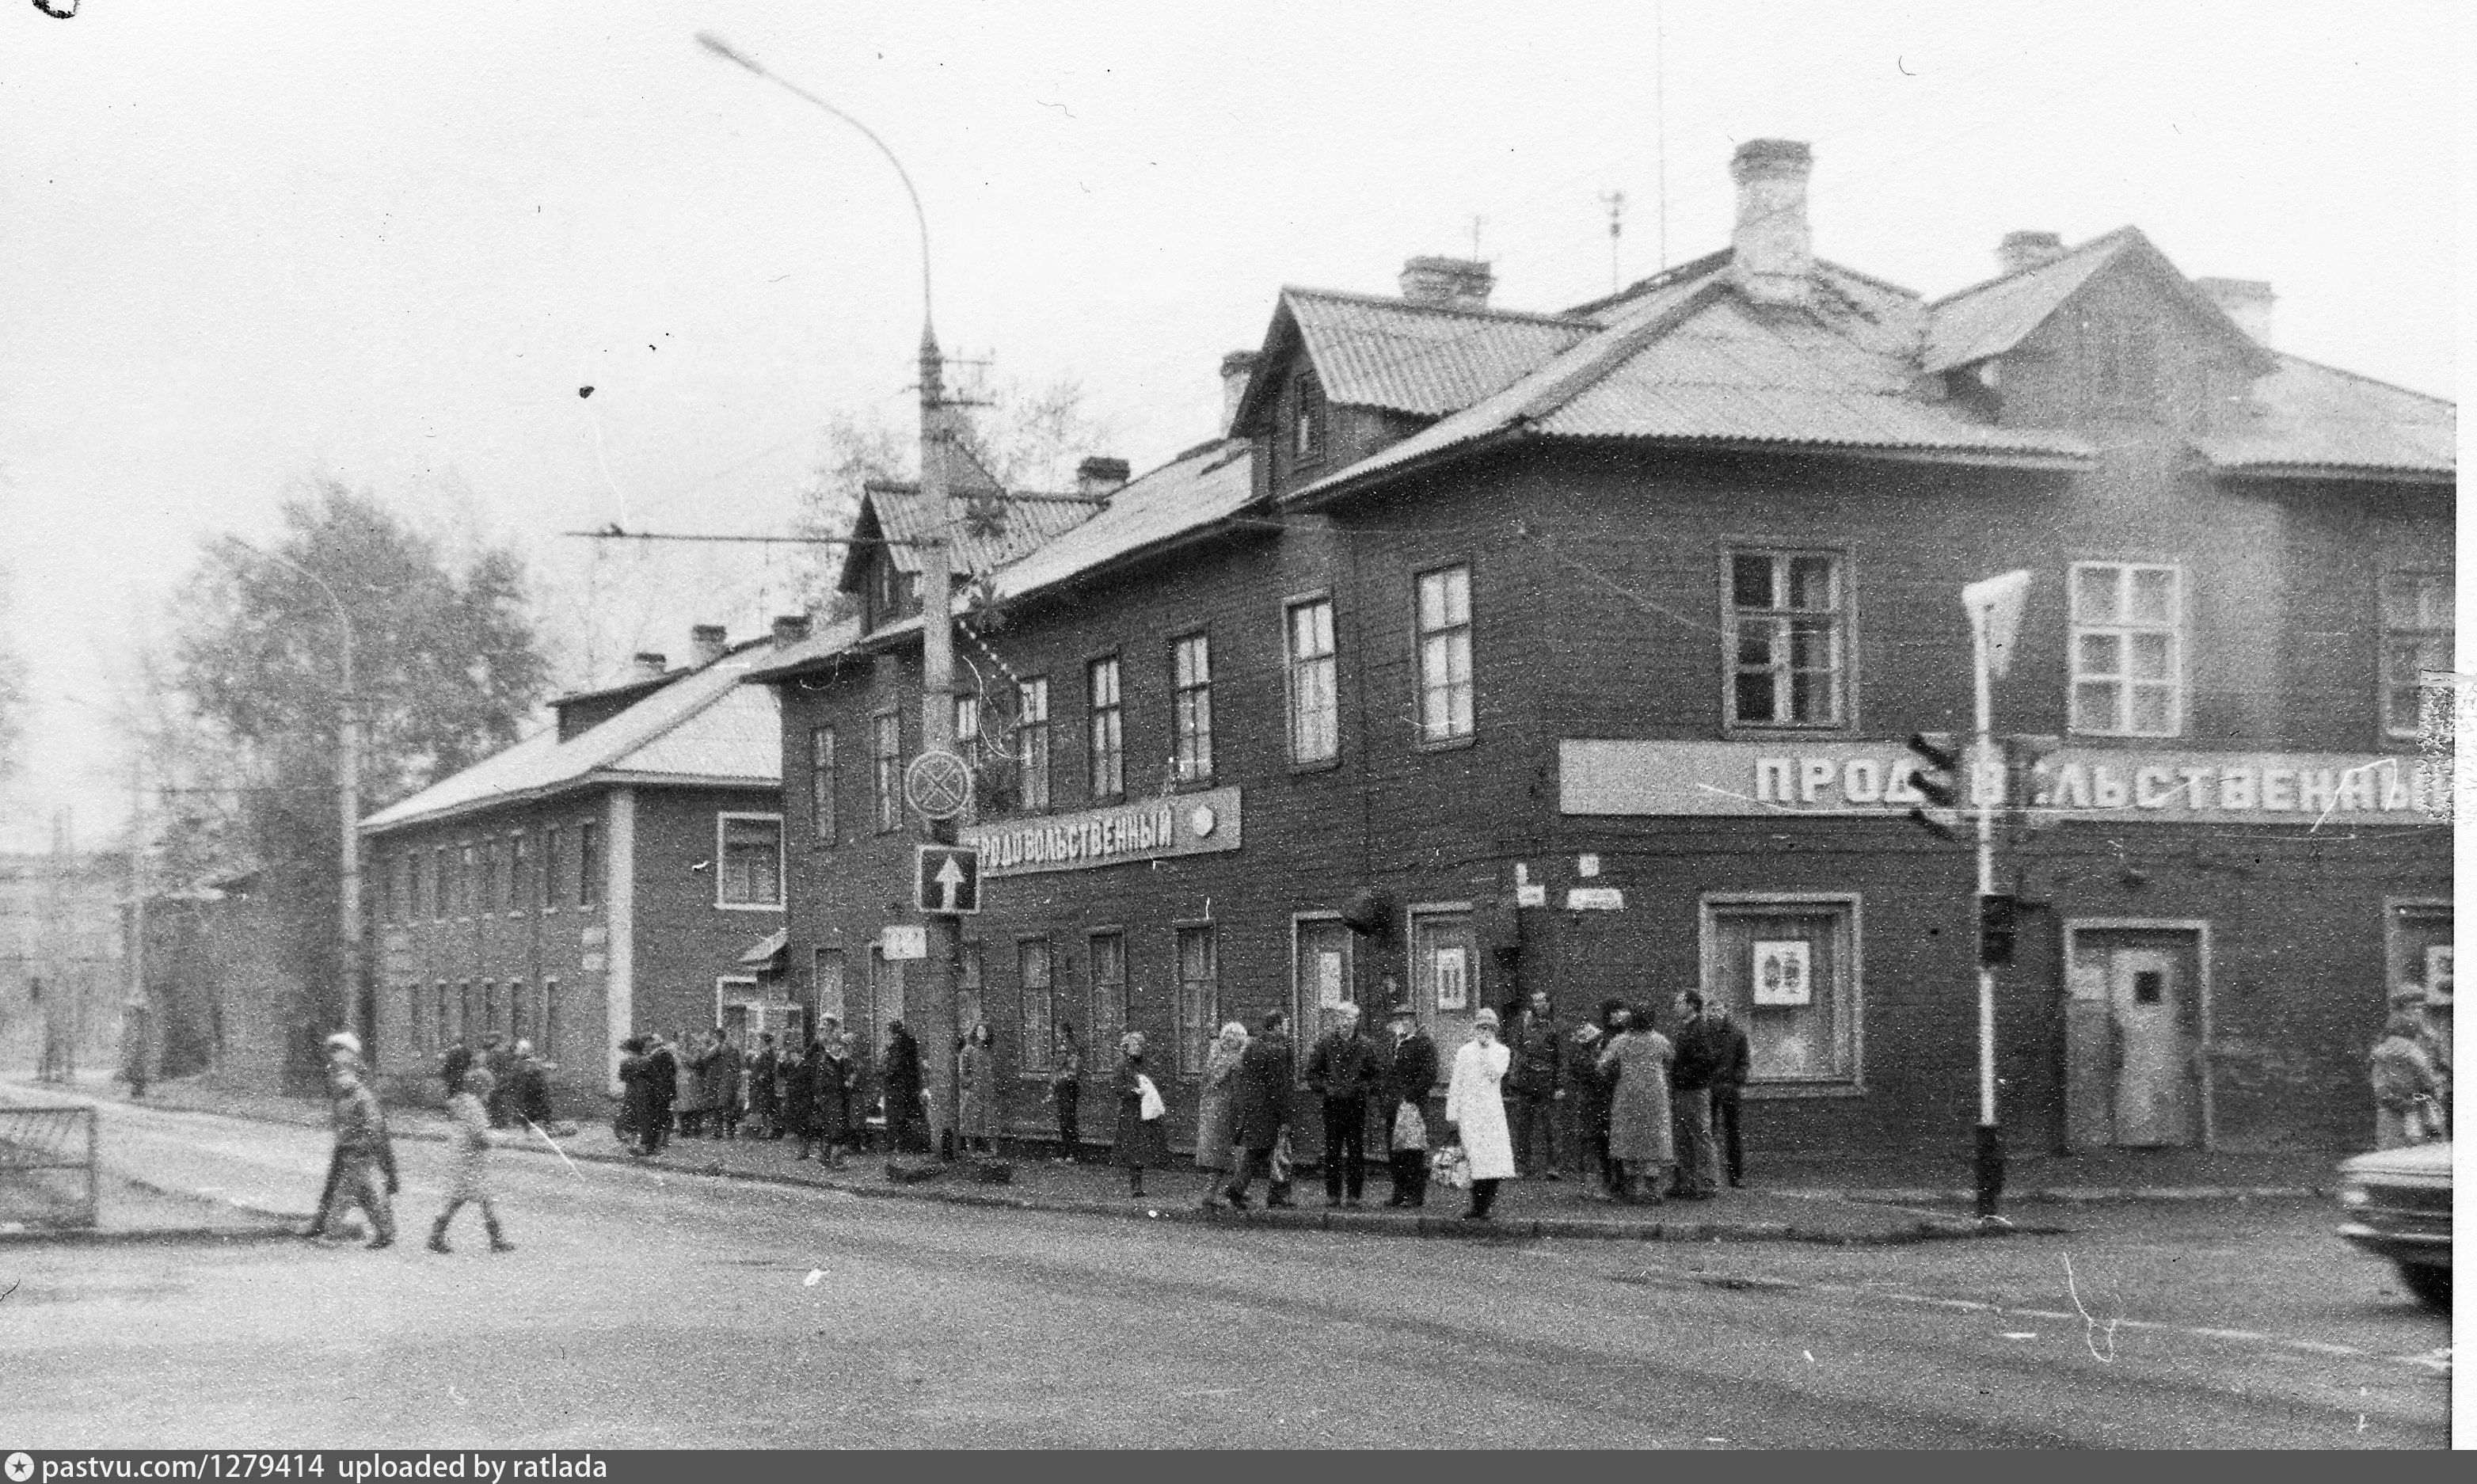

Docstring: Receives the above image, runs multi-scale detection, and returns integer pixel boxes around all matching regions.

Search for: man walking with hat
[1379,996,1438,1208]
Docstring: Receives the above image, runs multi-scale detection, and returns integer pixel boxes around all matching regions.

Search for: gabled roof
[750,440,1261,684]
[2198,353,2456,480]
[360,638,815,835]
[1261,287,1596,419]
[1288,257,2093,503]
[1922,226,2275,379]
[833,455,1102,594]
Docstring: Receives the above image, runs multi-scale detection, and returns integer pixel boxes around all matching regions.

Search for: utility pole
[127,755,145,1086]
[698,30,958,1160]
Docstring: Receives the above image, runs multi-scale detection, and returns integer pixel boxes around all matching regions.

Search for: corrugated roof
[2199,353,2456,477]
[361,640,806,835]
[869,472,1101,578]
[991,439,1257,602]
[1921,230,2132,373]
[1284,288,1594,417]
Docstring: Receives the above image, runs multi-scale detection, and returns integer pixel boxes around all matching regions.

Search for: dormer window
[873,556,921,628]
[1292,374,1326,464]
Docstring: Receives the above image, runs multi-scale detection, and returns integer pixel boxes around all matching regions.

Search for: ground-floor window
[1176,923,1217,1075]
[812,948,847,1033]
[716,976,762,1037]
[1293,915,1354,1033]
[1018,938,1054,1075]
[1088,930,1127,1050]
[1700,893,1861,1085]
[435,982,452,1052]
[866,948,904,1064]
[958,942,986,1042]
[2385,900,2452,1000]
[542,979,561,1063]
[1409,906,1477,1055]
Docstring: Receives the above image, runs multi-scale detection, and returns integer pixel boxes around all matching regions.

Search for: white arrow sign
[934,855,967,911]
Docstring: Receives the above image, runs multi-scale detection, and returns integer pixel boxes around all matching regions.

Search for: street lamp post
[698,32,960,1159]
[224,538,363,1052]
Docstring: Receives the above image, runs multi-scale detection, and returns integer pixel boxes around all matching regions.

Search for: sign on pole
[914,844,981,915]
[1961,569,2034,679]
[903,748,974,822]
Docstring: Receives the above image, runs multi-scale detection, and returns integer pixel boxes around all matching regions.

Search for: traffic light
[1904,731,1965,841]
[1978,893,2019,968]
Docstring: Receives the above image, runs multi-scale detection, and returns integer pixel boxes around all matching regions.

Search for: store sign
[962,786,1242,877]
[1562,740,2441,825]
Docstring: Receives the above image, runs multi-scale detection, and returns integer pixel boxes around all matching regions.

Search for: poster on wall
[1433,946,1470,1010]
[2426,945,2453,995]
[1752,940,1813,1006]
[1317,950,1346,1008]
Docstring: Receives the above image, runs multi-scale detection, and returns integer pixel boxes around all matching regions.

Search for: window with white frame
[1292,375,1326,464]
[1016,677,1052,812]
[1086,656,1123,799]
[1172,634,1213,783]
[1416,565,1474,743]
[717,813,784,908]
[1729,550,1845,728]
[1176,923,1217,1075]
[1701,895,1860,1085]
[1286,597,1339,765]
[2070,561,2182,736]
[2381,571,2452,741]
[873,710,904,833]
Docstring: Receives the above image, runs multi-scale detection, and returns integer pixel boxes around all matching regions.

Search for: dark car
[2334,1140,2451,1311]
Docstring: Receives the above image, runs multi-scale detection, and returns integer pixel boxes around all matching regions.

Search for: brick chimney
[689,625,728,668]
[1075,456,1131,500]
[1220,350,1259,435]
[770,614,812,649]
[2194,276,2275,348]
[630,652,668,681]
[1728,139,1813,307]
[1398,256,1495,310]
[1998,230,2066,276]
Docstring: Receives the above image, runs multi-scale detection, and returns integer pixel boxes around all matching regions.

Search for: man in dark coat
[508,1040,554,1128]
[1668,991,1723,1198]
[1504,989,1565,1180]
[644,1033,679,1152]
[1569,999,1627,1195]
[1707,1002,1752,1188]
[481,1033,515,1128]
[1379,1001,1439,1208]
[439,1039,474,1101]
[748,1033,782,1139]
[882,1021,926,1155]
[618,1037,659,1155]
[1305,1003,1383,1208]
[1222,1010,1296,1209]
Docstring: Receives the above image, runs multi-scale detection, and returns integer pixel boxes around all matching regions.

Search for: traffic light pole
[1969,603,2005,1220]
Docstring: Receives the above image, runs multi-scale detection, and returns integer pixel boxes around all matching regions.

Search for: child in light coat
[429,1067,516,1254]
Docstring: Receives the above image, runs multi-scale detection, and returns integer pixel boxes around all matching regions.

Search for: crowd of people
[608,1017,933,1164]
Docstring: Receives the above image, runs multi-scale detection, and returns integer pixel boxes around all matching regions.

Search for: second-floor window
[1292,375,1326,464]
[540,826,561,910]
[1287,597,1338,765]
[1172,634,1213,782]
[432,847,447,920]
[2071,561,2182,736]
[1087,656,1123,798]
[577,820,601,908]
[2381,571,2452,741]
[1417,565,1474,743]
[809,728,838,843]
[1729,550,1844,729]
[507,834,527,914]
[873,711,904,833]
[458,844,477,916]
[717,814,784,908]
[1016,678,1051,812]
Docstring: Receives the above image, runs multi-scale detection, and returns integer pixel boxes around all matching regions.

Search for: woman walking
[1194,1021,1248,1209]
[428,1066,516,1254]
[1597,1002,1676,1203]
[1444,1007,1518,1220]
[957,1023,998,1156]
[1113,1029,1170,1198]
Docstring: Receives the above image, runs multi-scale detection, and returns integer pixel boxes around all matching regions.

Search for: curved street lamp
[697,32,964,1158]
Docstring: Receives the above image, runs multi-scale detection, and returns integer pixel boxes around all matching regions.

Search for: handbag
[1270,1129,1296,1185]
[1429,1143,1471,1190]
[1392,1101,1428,1151]
[1137,1074,1165,1122]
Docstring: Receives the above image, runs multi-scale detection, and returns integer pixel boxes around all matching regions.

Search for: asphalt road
[0,1098,2450,1448]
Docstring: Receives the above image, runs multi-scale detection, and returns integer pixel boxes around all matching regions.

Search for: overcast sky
[0,0,2460,853]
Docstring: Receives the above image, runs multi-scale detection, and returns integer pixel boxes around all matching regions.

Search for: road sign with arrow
[914,844,981,915]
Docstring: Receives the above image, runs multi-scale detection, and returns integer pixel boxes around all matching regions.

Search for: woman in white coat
[1445,1006,1518,1220]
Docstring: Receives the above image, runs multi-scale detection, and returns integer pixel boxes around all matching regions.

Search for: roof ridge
[1559,248,1732,318]
[1514,278,1735,422]
[1926,226,2140,308]
[1278,283,1589,328]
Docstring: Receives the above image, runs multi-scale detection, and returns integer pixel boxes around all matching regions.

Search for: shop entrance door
[2068,927,2204,1147]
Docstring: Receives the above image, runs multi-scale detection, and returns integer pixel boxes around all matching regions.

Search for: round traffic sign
[904,748,974,820]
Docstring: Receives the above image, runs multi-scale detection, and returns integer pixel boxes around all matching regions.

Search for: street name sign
[914,844,982,915]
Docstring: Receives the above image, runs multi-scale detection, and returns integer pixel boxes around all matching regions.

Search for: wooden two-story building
[753,139,2452,1166]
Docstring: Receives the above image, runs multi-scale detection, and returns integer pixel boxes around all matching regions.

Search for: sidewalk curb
[1795,1184,2333,1205]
